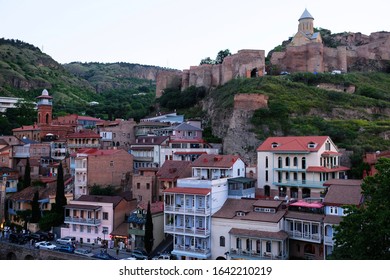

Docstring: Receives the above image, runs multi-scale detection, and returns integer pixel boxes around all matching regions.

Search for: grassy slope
[205,72,390,153]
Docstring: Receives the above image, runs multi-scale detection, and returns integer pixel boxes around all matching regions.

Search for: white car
[56,236,76,245]
[152,254,171,260]
[35,241,56,250]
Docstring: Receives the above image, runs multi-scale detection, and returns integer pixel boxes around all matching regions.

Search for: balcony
[172,245,211,259]
[229,249,287,260]
[64,216,101,226]
[286,230,322,243]
[164,205,211,215]
[165,225,210,237]
[274,180,325,189]
[67,143,100,148]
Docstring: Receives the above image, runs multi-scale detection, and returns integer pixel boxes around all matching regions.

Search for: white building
[212,199,288,260]
[257,136,349,200]
[163,154,246,260]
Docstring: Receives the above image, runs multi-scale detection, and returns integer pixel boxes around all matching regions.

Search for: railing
[286,230,322,243]
[173,245,210,255]
[229,249,287,260]
[164,205,211,215]
[165,225,210,236]
[64,217,101,225]
[67,144,100,148]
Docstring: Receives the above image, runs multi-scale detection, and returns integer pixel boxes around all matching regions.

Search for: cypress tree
[31,190,41,223]
[144,201,154,257]
[23,157,31,190]
[54,162,67,221]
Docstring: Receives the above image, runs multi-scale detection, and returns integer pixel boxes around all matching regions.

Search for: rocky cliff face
[201,93,269,165]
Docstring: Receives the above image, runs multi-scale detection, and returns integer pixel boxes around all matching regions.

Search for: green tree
[200,57,214,65]
[215,49,231,64]
[331,157,390,259]
[23,158,31,190]
[144,201,154,257]
[31,190,41,223]
[53,162,67,225]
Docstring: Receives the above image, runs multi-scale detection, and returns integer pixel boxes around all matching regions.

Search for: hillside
[163,72,390,176]
[0,38,96,104]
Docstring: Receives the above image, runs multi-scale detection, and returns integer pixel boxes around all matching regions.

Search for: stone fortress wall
[156,9,390,97]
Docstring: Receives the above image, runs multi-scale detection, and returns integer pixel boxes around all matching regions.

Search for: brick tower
[37,89,53,125]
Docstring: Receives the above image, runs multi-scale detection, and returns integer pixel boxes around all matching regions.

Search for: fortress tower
[36,89,53,125]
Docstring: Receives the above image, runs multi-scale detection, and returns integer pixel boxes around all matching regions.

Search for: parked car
[74,248,94,257]
[54,244,75,253]
[36,231,54,241]
[35,241,56,250]
[152,253,171,260]
[29,233,46,242]
[9,233,29,245]
[56,236,76,245]
[91,252,118,260]
[130,249,148,260]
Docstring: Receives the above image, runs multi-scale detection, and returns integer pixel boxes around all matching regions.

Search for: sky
[0,0,389,70]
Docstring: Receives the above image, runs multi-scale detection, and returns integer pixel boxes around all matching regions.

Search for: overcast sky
[1,0,388,70]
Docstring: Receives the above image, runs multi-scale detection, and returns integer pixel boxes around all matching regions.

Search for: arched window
[278,157,282,168]
[302,157,306,169]
[285,157,290,166]
[293,157,298,166]
[219,236,225,247]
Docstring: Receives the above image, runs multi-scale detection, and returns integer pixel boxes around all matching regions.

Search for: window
[285,157,290,166]
[265,170,268,182]
[80,225,84,232]
[246,239,251,251]
[137,183,140,189]
[325,141,331,151]
[220,236,225,247]
[266,241,271,253]
[103,212,109,220]
[146,183,150,190]
[72,224,77,232]
[110,161,114,167]
[302,157,306,169]
[278,157,282,168]
[236,238,241,249]
[265,156,268,168]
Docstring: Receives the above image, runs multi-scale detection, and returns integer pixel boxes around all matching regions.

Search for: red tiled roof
[163,187,211,195]
[257,136,330,152]
[322,151,341,156]
[156,160,192,180]
[138,201,164,214]
[323,184,363,206]
[77,116,102,122]
[306,166,350,172]
[65,130,100,139]
[192,154,242,168]
[229,228,288,240]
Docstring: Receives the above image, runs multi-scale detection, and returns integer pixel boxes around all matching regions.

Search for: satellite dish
[274,196,279,201]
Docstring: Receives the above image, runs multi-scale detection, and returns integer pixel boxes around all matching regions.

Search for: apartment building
[70,148,133,198]
[257,136,349,200]
[212,198,288,260]
[163,154,246,260]
[61,195,137,246]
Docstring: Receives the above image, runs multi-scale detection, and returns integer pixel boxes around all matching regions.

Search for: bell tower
[298,8,314,35]
[37,89,53,125]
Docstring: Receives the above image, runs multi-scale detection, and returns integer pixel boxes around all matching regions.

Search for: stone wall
[234,93,269,110]
[156,49,266,95]
[271,32,390,73]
